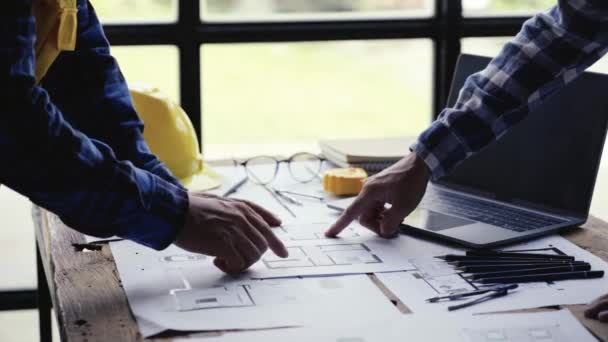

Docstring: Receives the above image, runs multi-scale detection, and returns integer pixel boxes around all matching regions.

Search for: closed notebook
[319,136,414,172]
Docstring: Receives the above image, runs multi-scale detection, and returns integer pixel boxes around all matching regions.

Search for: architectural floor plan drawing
[250,237,415,278]
[262,243,381,269]
[172,285,255,311]
[463,324,567,342]
[110,239,401,337]
[160,253,207,263]
[275,222,360,242]
[408,257,475,296]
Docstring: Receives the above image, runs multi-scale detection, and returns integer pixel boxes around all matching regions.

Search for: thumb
[379,206,407,238]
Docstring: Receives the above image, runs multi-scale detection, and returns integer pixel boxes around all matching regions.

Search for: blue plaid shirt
[412,0,608,179]
[1,0,188,250]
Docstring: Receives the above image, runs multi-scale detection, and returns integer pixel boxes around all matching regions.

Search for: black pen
[465,251,574,260]
[475,270,604,284]
[449,259,585,267]
[447,287,515,311]
[464,264,592,280]
[437,254,573,262]
[222,176,248,197]
[457,262,589,273]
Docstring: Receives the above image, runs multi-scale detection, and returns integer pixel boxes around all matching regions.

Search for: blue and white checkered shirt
[412,0,608,179]
[1,0,188,250]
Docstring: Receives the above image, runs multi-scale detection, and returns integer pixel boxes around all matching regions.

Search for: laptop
[331,53,608,248]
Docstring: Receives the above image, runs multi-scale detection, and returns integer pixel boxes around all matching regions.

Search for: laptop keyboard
[419,188,565,232]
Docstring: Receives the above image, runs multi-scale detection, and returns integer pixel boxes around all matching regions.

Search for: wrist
[410,152,431,180]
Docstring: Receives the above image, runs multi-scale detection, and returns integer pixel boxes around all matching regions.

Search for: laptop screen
[437,54,608,218]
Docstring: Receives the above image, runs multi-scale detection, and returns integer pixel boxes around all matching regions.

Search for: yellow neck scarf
[32,0,78,83]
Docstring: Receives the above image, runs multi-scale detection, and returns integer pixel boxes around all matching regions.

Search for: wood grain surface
[34,208,608,341]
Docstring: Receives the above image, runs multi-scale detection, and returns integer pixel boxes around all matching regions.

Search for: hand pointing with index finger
[175,193,288,274]
[325,152,431,238]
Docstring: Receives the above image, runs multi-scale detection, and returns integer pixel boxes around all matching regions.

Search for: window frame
[102,0,527,146]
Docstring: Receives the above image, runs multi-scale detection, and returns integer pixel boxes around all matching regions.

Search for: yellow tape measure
[322,168,368,196]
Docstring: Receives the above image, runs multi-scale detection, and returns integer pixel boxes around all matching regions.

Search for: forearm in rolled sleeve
[1,1,188,250]
[413,0,608,179]
[40,0,184,189]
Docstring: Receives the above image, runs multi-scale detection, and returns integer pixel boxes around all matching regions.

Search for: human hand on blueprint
[585,293,608,323]
[174,193,289,274]
[326,152,430,238]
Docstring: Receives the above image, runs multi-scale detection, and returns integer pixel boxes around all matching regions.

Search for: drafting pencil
[437,254,573,262]
[466,251,574,260]
[475,270,604,284]
[426,284,517,303]
[457,262,589,273]
[222,176,248,197]
[448,259,585,267]
[463,264,592,280]
[447,288,516,311]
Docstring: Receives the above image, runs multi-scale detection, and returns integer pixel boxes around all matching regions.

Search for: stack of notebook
[319,136,414,173]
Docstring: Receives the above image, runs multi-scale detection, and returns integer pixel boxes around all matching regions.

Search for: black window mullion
[433,0,462,118]
[178,0,203,148]
[0,289,38,311]
[93,3,533,149]
[196,19,435,43]
[461,17,527,37]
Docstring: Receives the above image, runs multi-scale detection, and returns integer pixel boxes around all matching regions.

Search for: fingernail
[229,260,242,271]
[214,258,227,271]
[280,247,289,258]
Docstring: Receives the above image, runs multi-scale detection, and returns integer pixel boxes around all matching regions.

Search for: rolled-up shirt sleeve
[412,0,608,179]
[0,0,188,250]
[41,0,184,189]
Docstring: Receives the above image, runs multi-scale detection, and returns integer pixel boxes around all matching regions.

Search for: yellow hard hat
[129,84,222,191]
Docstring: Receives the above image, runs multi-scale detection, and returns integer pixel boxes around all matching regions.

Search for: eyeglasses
[234,152,325,185]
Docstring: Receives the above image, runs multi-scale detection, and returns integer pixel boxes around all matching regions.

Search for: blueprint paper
[453,309,584,341]
[274,222,367,243]
[110,240,400,337]
[248,222,415,278]
[456,309,595,342]
[377,234,608,315]
[175,309,595,342]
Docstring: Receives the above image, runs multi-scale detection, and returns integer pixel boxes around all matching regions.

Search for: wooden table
[34,207,608,341]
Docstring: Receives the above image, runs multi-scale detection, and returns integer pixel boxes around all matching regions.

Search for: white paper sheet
[247,222,415,278]
[83,234,121,244]
[174,309,596,342]
[110,240,400,337]
[274,222,363,242]
[377,234,608,315]
[455,309,595,342]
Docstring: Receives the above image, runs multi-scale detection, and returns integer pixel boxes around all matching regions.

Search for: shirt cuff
[410,120,469,180]
[120,170,189,250]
